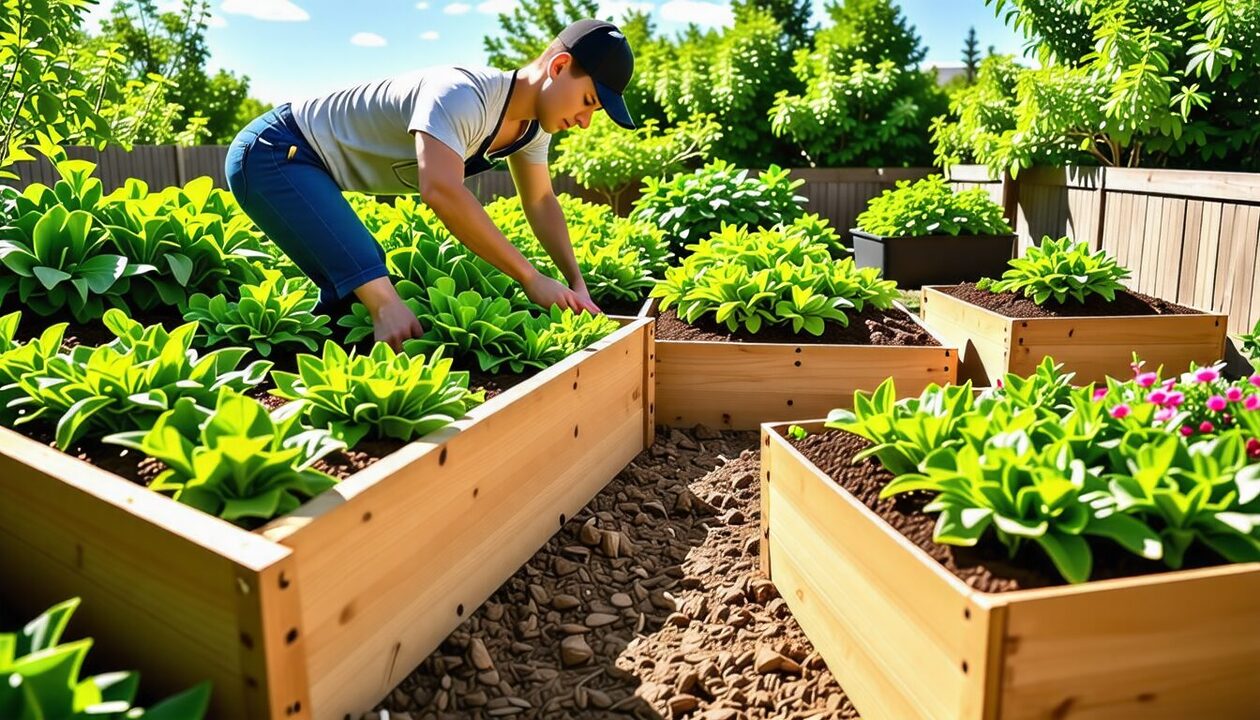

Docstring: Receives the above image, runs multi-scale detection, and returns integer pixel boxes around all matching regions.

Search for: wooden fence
[8,145,933,233]
[948,165,1260,335]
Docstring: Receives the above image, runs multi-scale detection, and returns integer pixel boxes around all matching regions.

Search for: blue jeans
[225,103,388,315]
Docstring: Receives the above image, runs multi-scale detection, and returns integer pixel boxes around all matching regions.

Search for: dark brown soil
[600,296,650,318]
[655,306,939,347]
[942,282,1201,319]
[789,428,1225,593]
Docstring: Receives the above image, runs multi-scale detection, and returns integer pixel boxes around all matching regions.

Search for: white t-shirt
[290,66,551,194]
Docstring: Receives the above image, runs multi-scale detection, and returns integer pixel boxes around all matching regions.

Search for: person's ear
[549,51,572,80]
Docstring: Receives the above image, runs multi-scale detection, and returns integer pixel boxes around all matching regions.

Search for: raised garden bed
[0,316,654,720]
[760,419,1260,719]
[642,297,957,430]
[921,284,1227,386]
[850,229,1016,288]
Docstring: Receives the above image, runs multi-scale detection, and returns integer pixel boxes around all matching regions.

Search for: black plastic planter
[849,229,1017,288]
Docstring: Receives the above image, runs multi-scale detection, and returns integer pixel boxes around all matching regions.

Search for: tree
[933,0,1260,173]
[91,0,265,143]
[963,26,980,82]
[483,0,601,70]
[769,0,946,167]
[733,0,815,49]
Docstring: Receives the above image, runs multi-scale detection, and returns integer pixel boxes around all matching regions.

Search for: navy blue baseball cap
[558,19,636,130]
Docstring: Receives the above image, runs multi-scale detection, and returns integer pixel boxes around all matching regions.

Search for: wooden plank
[1159,198,1187,301]
[1140,195,1164,296]
[764,425,996,720]
[1227,204,1259,335]
[787,167,936,184]
[650,302,956,429]
[0,429,299,719]
[262,320,650,719]
[1010,313,1226,381]
[920,286,1012,386]
[1178,200,1204,306]
[1250,212,1260,336]
[1214,204,1238,314]
[999,564,1260,719]
[1196,202,1223,311]
[1106,167,1260,203]
[948,165,1000,183]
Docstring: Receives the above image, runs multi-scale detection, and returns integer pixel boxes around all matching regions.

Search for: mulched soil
[363,426,858,720]
[654,307,938,347]
[788,428,1226,593]
[940,282,1202,319]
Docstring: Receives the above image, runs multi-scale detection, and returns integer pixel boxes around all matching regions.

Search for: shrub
[855,175,1012,237]
[976,236,1130,304]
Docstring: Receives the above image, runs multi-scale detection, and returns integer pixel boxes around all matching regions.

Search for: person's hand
[570,283,603,315]
[372,298,425,352]
[522,272,601,315]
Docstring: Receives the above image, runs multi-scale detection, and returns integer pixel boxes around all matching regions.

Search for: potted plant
[761,359,1260,719]
[643,214,955,429]
[850,175,1016,287]
[921,237,1227,385]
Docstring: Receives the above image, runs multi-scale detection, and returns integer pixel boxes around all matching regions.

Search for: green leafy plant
[271,340,483,447]
[855,175,1013,237]
[0,310,65,425]
[1241,319,1260,371]
[0,597,210,719]
[105,388,344,526]
[786,424,809,440]
[823,357,1260,583]
[9,309,270,448]
[631,160,807,253]
[651,218,898,335]
[0,204,154,322]
[184,270,331,357]
[976,236,1131,304]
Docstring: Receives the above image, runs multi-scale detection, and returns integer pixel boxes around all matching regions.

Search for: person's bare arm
[414,131,589,311]
[508,154,599,313]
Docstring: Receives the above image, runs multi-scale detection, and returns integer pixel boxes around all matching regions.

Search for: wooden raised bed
[0,317,654,720]
[760,420,1260,720]
[920,285,1228,386]
[641,298,957,430]
[849,229,1015,288]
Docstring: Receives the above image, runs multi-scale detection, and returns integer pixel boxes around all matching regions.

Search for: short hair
[540,38,589,77]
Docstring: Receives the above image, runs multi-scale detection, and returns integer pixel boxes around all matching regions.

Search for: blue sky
[84,0,1028,106]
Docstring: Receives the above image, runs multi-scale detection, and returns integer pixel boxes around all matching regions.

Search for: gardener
[225,19,636,350]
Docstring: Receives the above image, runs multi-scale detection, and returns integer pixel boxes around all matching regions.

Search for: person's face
[538,52,602,134]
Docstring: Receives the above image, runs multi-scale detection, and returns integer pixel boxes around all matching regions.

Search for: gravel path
[363,426,858,719]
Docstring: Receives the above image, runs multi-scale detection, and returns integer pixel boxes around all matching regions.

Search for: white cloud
[350,32,388,47]
[206,13,228,28]
[476,0,516,13]
[420,30,440,40]
[659,0,731,27]
[416,1,430,7]
[598,0,653,21]
[221,0,310,21]
[443,2,471,13]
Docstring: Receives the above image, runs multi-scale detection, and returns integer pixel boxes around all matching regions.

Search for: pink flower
[1247,395,1260,412]
[1110,404,1131,419]
[1207,395,1228,412]
[1147,389,1169,405]
[996,378,1004,389]
[1199,420,1215,433]
[1163,378,1177,390]
[1135,372,1158,388]
[1181,425,1195,437]
[1093,387,1108,401]
[1195,367,1219,383]
[1227,387,1244,402]
[1167,391,1185,408]
[1155,407,1175,422]
[1248,439,1260,458]
[1250,375,1260,388]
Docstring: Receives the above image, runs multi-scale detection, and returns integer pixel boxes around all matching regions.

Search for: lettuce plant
[405,278,534,373]
[511,306,621,374]
[184,270,331,357]
[976,236,1130,304]
[106,388,343,525]
[0,311,65,425]
[0,597,211,719]
[271,340,484,447]
[0,205,155,322]
[855,175,1012,237]
[9,309,271,448]
[825,357,1260,582]
[652,219,898,335]
[631,160,807,252]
